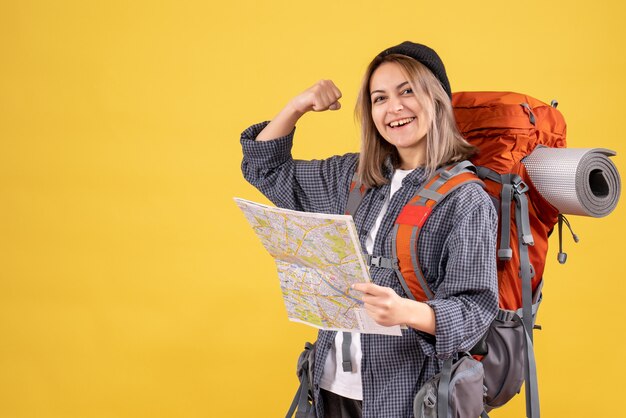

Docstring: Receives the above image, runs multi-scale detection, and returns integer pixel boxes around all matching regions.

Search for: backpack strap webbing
[476,167,535,260]
[392,162,484,302]
[514,185,540,418]
[477,166,541,418]
[341,173,368,375]
[438,357,454,418]
[346,173,367,216]
[341,332,352,372]
[286,342,315,418]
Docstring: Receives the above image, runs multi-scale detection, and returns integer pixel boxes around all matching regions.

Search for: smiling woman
[240,41,498,418]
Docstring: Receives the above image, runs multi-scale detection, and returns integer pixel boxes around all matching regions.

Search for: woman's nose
[388,96,403,113]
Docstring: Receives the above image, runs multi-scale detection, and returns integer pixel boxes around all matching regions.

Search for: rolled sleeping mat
[523,147,621,217]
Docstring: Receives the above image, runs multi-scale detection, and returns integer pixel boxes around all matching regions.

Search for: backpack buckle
[511,178,529,194]
[366,255,397,269]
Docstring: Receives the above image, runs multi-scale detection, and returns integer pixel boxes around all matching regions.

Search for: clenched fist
[256,79,343,142]
[289,80,342,115]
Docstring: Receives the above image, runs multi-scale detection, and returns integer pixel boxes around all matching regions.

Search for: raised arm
[241,80,357,214]
[256,79,342,141]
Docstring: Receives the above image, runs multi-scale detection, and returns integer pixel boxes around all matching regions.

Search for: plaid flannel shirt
[241,122,498,418]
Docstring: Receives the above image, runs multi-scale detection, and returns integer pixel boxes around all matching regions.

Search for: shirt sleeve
[240,121,358,214]
[416,192,499,359]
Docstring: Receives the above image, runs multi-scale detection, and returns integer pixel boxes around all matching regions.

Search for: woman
[241,41,498,418]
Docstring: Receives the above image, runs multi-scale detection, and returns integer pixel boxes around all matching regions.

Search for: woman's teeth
[389,117,415,128]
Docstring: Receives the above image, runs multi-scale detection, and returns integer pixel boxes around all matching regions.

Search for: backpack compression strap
[392,161,484,302]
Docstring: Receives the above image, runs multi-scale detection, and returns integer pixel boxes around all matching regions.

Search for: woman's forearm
[256,103,304,141]
[403,299,436,335]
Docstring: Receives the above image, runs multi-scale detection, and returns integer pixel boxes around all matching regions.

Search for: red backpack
[454,91,566,311]
[343,91,567,418]
[454,91,566,418]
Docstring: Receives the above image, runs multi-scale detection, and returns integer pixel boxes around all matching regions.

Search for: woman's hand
[353,282,436,334]
[289,80,342,114]
[256,80,342,141]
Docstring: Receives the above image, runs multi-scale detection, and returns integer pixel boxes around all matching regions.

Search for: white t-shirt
[319,168,413,400]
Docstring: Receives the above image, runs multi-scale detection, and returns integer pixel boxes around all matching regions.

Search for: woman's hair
[355,54,476,187]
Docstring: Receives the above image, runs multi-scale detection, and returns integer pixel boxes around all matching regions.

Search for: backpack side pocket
[482,315,526,410]
[414,355,485,418]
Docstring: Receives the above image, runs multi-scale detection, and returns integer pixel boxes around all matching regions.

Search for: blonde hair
[355,54,475,187]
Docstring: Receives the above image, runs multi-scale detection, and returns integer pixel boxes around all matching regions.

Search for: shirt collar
[382,155,429,187]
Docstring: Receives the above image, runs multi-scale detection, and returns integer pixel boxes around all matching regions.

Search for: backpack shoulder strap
[344,161,485,302]
[341,174,367,375]
[393,161,485,301]
[345,172,368,216]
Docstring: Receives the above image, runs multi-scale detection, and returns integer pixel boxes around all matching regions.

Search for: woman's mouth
[388,117,416,128]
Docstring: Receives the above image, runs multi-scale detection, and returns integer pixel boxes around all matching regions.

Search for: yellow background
[1,0,625,417]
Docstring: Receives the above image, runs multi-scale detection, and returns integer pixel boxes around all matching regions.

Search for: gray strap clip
[365,255,397,269]
[498,248,513,260]
[511,177,529,195]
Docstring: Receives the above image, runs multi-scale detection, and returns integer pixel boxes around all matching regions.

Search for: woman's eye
[401,88,413,95]
[373,96,386,104]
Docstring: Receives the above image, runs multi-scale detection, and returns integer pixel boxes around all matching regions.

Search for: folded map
[234,197,402,336]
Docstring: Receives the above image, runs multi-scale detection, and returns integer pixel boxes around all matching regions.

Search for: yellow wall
[1,1,625,416]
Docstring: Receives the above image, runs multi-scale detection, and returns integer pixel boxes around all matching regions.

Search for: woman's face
[369,61,430,169]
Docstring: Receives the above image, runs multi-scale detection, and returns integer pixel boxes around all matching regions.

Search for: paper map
[234,198,401,335]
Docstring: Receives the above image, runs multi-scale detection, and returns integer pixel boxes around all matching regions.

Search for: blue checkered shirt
[241,122,498,418]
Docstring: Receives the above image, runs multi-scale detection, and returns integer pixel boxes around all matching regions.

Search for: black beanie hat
[378,41,452,99]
